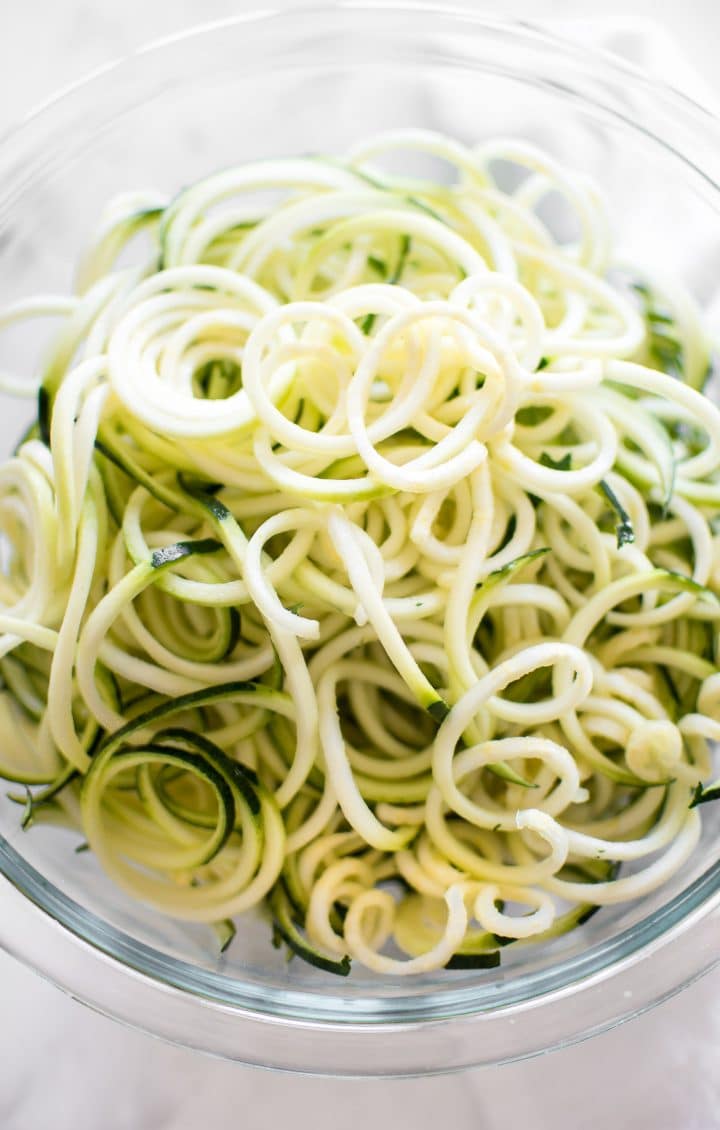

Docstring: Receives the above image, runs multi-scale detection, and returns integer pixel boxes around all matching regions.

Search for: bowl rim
[6,2,719,137]
[1,1,720,1073]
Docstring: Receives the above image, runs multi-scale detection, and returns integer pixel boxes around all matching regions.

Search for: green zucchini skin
[269,884,352,977]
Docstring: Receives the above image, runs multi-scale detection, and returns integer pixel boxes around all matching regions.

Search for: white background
[1,3,720,1128]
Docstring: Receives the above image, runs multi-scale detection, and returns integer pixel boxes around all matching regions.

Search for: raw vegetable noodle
[1,129,719,976]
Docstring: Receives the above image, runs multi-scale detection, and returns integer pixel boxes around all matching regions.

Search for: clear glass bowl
[1,5,720,1076]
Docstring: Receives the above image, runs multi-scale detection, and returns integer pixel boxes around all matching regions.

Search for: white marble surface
[2,952,720,1130]
[2,3,720,1127]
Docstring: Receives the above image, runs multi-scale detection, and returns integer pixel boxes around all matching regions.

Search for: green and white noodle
[0,129,718,975]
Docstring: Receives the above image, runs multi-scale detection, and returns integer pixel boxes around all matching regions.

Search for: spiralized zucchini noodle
[1,129,719,976]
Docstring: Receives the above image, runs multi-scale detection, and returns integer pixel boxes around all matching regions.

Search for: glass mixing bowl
[1,5,720,1077]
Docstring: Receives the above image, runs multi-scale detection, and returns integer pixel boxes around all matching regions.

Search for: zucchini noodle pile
[2,129,720,976]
